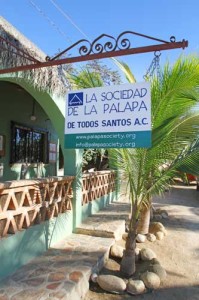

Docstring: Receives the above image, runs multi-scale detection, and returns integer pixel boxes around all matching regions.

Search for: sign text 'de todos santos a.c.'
[64,82,151,149]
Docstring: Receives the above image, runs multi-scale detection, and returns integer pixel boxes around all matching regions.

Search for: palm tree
[110,56,199,276]
[68,56,199,277]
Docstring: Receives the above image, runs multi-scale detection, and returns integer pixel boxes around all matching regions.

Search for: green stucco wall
[0,211,73,280]
[81,191,116,221]
[64,149,84,228]
[0,76,66,148]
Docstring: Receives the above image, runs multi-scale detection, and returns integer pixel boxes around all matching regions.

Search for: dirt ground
[84,183,199,300]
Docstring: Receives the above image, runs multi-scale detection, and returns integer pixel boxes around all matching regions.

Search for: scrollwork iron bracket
[0,30,188,74]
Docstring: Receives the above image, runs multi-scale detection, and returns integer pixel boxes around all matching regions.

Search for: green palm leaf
[111,55,199,209]
[111,58,136,83]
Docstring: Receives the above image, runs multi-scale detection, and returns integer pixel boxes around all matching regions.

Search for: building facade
[0,17,116,280]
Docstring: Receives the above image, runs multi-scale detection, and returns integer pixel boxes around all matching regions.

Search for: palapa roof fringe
[0,16,69,96]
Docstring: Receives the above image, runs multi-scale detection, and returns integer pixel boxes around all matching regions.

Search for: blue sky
[1,0,199,81]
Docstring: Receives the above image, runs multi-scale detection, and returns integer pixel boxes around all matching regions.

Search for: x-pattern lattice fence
[0,176,74,238]
[82,171,116,205]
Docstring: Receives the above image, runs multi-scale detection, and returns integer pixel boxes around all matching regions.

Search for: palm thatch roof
[0,16,68,96]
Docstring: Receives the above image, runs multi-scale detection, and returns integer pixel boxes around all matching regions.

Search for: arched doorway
[0,78,65,181]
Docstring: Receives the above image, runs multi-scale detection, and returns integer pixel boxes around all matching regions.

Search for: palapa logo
[68,92,83,106]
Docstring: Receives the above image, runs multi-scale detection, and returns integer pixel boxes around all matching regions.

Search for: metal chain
[144,51,161,80]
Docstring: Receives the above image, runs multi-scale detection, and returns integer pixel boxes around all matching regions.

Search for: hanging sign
[64,82,151,149]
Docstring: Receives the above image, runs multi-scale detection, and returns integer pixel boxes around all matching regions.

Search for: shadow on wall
[82,192,116,222]
[0,211,72,280]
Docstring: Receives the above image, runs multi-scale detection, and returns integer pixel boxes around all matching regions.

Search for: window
[10,122,49,163]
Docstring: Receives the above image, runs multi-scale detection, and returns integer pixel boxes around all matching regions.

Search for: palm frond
[69,68,104,89]
[111,55,199,209]
[111,58,136,83]
[152,56,199,125]
[175,140,199,176]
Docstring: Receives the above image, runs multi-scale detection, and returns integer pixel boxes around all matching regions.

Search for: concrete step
[75,201,130,240]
